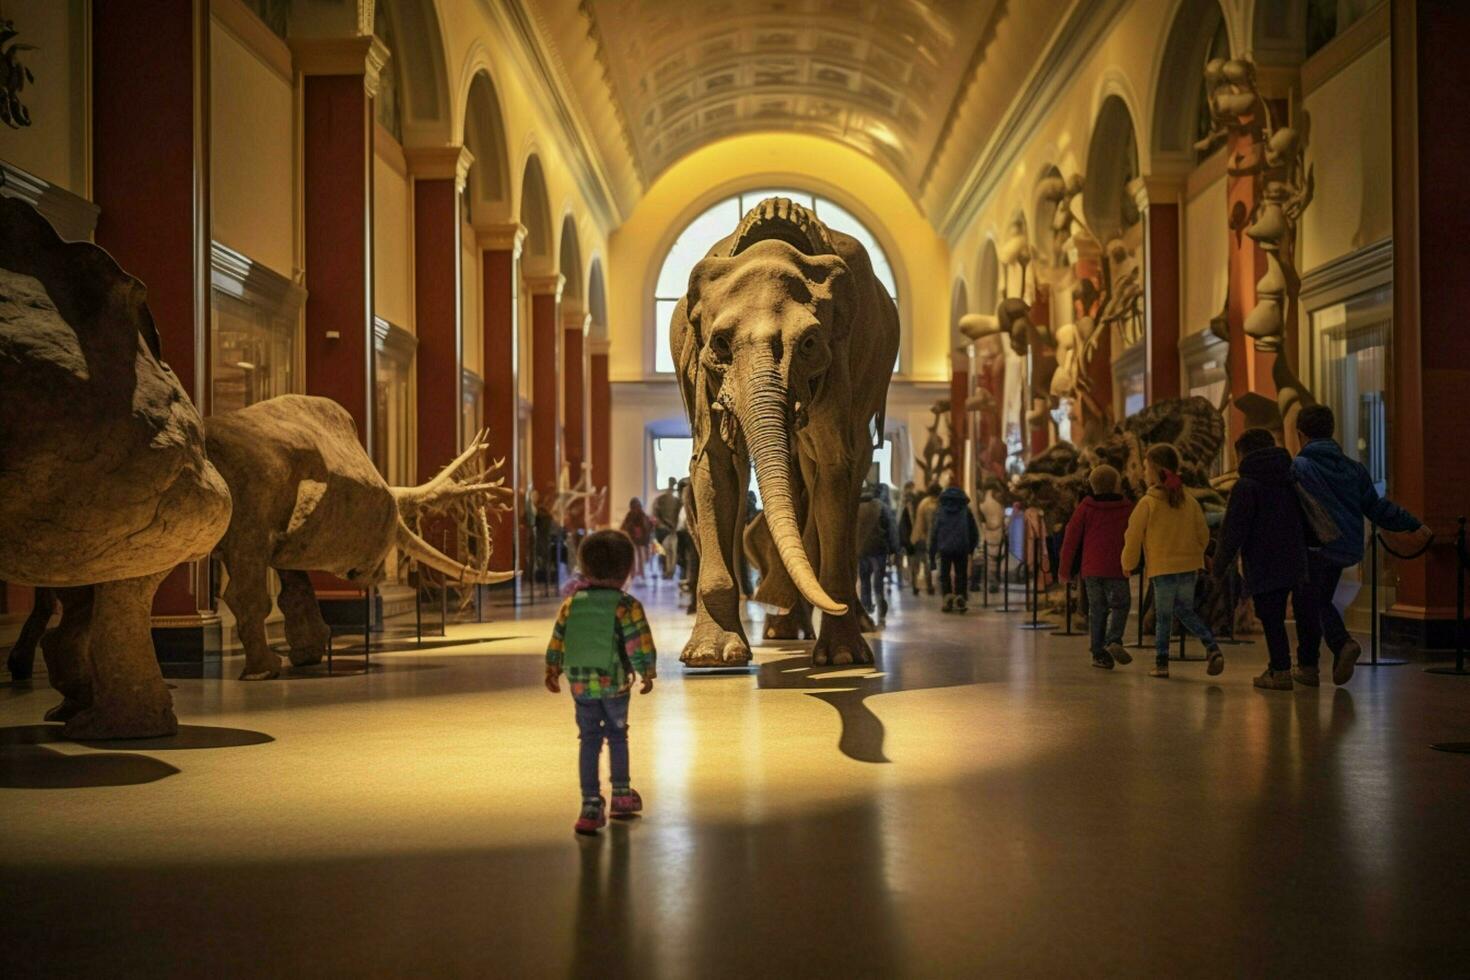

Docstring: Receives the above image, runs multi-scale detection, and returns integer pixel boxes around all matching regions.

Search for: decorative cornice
[406,145,475,191]
[938,0,1129,240]
[1300,238,1394,306]
[373,316,418,363]
[288,35,390,95]
[526,272,566,300]
[563,309,590,332]
[1132,173,1187,211]
[575,0,647,188]
[1302,0,1390,96]
[487,0,621,229]
[475,221,527,255]
[211,241,307,319]
[0,161,99,242]
[210,0,292,82]
[587,337,612,356]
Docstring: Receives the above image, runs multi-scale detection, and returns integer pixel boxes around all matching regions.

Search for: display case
[209,242,305,416]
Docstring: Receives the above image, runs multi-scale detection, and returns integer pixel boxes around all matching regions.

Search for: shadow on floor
[0,723,274,750]
[282,660,448,679]
[0,745,179,789]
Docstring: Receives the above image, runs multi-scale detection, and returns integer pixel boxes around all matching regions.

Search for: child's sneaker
[1253,668,1294,691]
[610,788,643,818]
[574,797,606,835]
[1106,642,1132,666]
[1205,643,1225,676]
[1091,652,1115,670]
[1148,663,1169,678]
[955,595,968,613]
[941,594,955,613]
[1292,665,1320,687]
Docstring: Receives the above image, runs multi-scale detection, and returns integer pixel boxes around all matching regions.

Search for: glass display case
[373,317,416,487]
[209,243,304,415]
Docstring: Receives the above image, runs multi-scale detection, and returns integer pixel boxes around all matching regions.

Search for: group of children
[1058,404,1428,688]
[547,405,1427,836]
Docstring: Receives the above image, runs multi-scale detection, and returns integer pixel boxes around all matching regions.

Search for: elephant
[0,197,232,737]
[205,395,513,679]
[670,197,899,666]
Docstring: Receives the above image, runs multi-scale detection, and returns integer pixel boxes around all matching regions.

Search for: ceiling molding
[576,0,647,188]
[485,0,623,231]
[937,0,1129,241]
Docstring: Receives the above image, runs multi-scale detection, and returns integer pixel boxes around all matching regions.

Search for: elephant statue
[670,197,899,666]
[742,510,813,640]
[206,395,514,679]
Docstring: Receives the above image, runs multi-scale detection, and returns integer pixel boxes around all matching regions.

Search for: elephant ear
[685,255,735,349]
[799,252,856,342]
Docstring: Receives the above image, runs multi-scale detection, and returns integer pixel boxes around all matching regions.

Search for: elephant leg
[6,586,56,680]
[681,447,750,667]
[221,551,280,680]
[805,460,872,667]
[41,585,95,722]
[61,571,178,739]
[277,569,330,667]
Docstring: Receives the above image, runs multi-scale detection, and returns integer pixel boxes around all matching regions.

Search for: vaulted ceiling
[528,0,1076,221]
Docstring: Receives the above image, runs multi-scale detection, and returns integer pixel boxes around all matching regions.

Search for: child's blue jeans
[1151,571,1216,665]
[1084,576,1131,656]
[575,695,630,798]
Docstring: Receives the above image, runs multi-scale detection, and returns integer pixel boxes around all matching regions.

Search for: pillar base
[1381,612,1464,655]
[152,613,223,679]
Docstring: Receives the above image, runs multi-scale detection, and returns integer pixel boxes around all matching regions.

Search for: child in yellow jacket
[1121,444,1224,678]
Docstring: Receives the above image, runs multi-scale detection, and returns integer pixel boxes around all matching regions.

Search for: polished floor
[2,576,1468,978]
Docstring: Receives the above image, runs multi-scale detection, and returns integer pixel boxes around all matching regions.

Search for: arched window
[653,189,897,373]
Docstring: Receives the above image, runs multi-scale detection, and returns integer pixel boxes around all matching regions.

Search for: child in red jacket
[1059,465,1135,670]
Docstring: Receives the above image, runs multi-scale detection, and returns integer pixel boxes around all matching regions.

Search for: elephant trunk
[736,356,847,616]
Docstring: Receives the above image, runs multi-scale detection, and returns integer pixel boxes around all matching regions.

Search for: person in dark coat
[928,486,980,612]
[1291,404,1428,685]
[856,482,899,623]
[1058,464,1135,670]
[1213,427,1311,690]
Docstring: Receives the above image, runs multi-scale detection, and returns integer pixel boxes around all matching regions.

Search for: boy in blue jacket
[1292,405,1429,685]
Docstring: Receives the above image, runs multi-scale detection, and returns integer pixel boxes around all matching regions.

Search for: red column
[588,338,612,527]
[92,0,215,661]
[293,36,386,446]
[1138,179,1182,403]
[477,223,525,573]
[527,274,564,501]
[408,147,472,484]
[563,309,588,529]
[1385,0,1470,645]
[293,37,385,621]
[949,350,968,486]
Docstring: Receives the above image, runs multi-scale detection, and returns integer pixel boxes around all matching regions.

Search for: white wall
[210,14,295,275]
[0,0,89,195]
[1183,173,1230,336]
[1300,38,1393,271]
[373,134,414,331]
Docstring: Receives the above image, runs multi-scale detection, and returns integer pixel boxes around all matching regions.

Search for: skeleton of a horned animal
[550,460,607,529]
[914,398,953,488]
[394,429,514,611]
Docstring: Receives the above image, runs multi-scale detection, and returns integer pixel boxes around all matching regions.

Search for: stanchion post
[1426,517,1468,676]
[415,565,423,646]
[981,540,989,609]
[1129,564,1149,649]
[1362,528,1405,666]
[1002,544,1010,613]
[363,586,371,667]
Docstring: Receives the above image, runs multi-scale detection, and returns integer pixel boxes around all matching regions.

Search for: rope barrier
[1376,529,1436,561]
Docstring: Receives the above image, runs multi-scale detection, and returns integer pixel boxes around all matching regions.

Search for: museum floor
[2,579,1468,978]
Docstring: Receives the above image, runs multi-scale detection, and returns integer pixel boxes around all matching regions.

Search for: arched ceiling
[576,0,1005,189]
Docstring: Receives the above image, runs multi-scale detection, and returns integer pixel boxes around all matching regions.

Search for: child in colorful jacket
[545,529,657,835]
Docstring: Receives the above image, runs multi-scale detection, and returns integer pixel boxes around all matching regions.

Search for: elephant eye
[710,333,732,362]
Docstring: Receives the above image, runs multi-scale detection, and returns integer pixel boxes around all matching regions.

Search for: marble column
[588,338,613,527]
[527,274,565,502]
[408,146,473,484]
[562,307,590,529]
[291,34,387,625]
[1135,177,1183,404]
[93,0,217,667]
[949,350,969,487]
[1384,0,1470,647]
[477,223,526,574]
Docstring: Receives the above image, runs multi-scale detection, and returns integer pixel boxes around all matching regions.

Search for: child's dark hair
[1088,464,1120,495]
[577,529,635,585]
[1235,427,1276,458]
[1145,443,1185,507]
[1296,404,1335,441]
